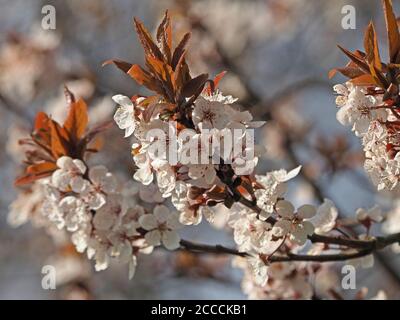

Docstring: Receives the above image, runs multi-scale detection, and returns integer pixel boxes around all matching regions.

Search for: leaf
[63,98,88,141]
[50,120,69,158]
[382,0,400,62]
[127,64,164,94]
[14,171,53,186]
[33,112,51,145]
[173,49,187,93]
[156,10,172,63]
[171,32,191,69]
[328,67,365,79]
[337,45,370,73]
[26,161,57,174]
[204,71,227,94]
[180,73,209,98]
[102,59,133,73]
[133,17,164,60]
[212,71,227,89]
[145,56,175,101]
[349,73,377,86]
[146,56,172,83]
[364,21,382,71]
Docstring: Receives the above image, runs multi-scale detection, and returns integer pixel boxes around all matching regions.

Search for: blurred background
[0,0,400,299]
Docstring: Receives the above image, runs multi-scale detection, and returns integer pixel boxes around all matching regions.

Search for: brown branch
[180,239,248,257]
[269,249,372,263]
[179,232,400,263]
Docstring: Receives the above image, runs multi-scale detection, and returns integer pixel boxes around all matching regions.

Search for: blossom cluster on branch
[8,3,400,299]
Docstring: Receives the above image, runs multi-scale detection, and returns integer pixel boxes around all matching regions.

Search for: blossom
[272,200,316,245]
[192,95,230,130]
[334,83,386,137]
[113,94,136,137]
[254,166,301,214]
[81,165,117,210]
[230,212,273,252]
[356,206,383,225]
[51,156,87,193]
[309,199,338,234]
[153,160,176,198]
[139,205,182,250]
[92,194,123,231]
[58,196,90,232]
[133,152,154,185]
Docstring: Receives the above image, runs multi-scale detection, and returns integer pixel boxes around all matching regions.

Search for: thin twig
[179,232,400,263]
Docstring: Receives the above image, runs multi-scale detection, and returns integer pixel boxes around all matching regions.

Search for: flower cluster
[333,82,400,191]
[332,1,400,192]
[10,91,184,278]
[9,6,400,300]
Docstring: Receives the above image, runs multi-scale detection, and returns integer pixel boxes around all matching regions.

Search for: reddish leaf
[204,71,227,94]
[50,121,69,158]
[213,71,227,89]
[102,59,133,73]
[364,21,382,71]
[133,17,164,60]
[180,73,209,98]
[127,64,165,94]
[26,161,57,174]
[349,74,377,86]
[382,0,400,62]
[14,171,53,186]
[328,67,365,79]
[63,98,88,141]
[171,32,191,69]
[33,112,51,146]
[337,45,370,73]
[156,10,172,63]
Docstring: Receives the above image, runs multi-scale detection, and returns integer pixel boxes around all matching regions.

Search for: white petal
[134,166,153,185]
[166,213,182,230]
[162,230,180,250]
[272,220,291,237]
[112,94,134,108]
[56,156,73,169]
[275,200,294,218]
[297,204,316,219]
[72,159,87,174]
[153,205,170,222]
[139,214,158,230]
[144,230,161,246]
[70,176,87,193]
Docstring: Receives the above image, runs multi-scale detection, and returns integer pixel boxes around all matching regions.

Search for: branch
[179,232,400,263]
[180,239,248,257]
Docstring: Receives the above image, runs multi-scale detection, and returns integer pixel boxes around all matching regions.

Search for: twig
[179,232,400,263]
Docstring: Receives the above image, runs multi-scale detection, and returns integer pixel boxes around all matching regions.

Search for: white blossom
[113,94,136,137]
[139,205,182,250]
